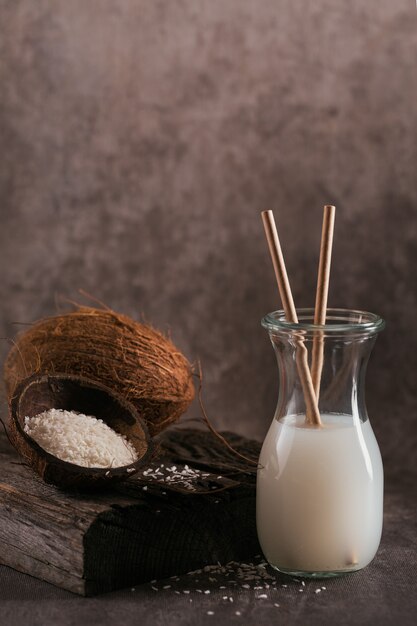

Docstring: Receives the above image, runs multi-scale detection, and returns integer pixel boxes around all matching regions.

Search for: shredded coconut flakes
[24,409,138,468]
[147,557,328,615]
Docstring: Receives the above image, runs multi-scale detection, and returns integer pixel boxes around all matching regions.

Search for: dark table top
[0,475,416,626]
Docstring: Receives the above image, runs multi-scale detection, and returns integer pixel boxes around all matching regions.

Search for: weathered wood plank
[0,429,260,595]
[0,539,86,595]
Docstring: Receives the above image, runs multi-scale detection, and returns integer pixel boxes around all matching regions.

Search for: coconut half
[9,374,153,489]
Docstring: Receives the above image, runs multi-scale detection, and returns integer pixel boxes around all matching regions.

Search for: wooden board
[0,428,260,596]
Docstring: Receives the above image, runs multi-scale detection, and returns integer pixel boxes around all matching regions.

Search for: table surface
[1,473,416,626]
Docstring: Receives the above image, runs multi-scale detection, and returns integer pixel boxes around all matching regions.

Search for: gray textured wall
[0,1,416,476]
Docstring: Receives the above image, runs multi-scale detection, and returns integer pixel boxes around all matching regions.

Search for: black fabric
[1,478,415,626]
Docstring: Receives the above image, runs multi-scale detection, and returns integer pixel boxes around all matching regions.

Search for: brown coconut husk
[9,374,154,489]
[4,306,195,437]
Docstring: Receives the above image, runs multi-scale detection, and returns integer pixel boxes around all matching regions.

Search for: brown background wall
[0,1,416,478]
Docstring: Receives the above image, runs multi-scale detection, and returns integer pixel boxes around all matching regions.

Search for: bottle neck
[270,332,378,422]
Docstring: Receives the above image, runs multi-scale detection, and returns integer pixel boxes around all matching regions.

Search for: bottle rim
[262,307,385,335]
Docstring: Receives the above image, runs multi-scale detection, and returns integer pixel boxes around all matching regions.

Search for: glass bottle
[257,308,385,577]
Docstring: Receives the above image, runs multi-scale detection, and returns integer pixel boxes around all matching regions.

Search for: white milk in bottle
[256,413,383,575]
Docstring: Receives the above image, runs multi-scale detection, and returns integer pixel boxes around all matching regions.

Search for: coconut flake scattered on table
[147,557,328,613]
[140,464,212,491]
[24,409,138,468]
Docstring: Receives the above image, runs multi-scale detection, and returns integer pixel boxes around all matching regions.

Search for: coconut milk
[256,413,383,574]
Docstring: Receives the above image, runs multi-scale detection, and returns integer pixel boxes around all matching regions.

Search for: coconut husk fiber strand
[4,307,195,437]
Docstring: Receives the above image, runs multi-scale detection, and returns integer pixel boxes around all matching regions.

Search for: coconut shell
[9,374,154,489]
[4,306,195,436]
